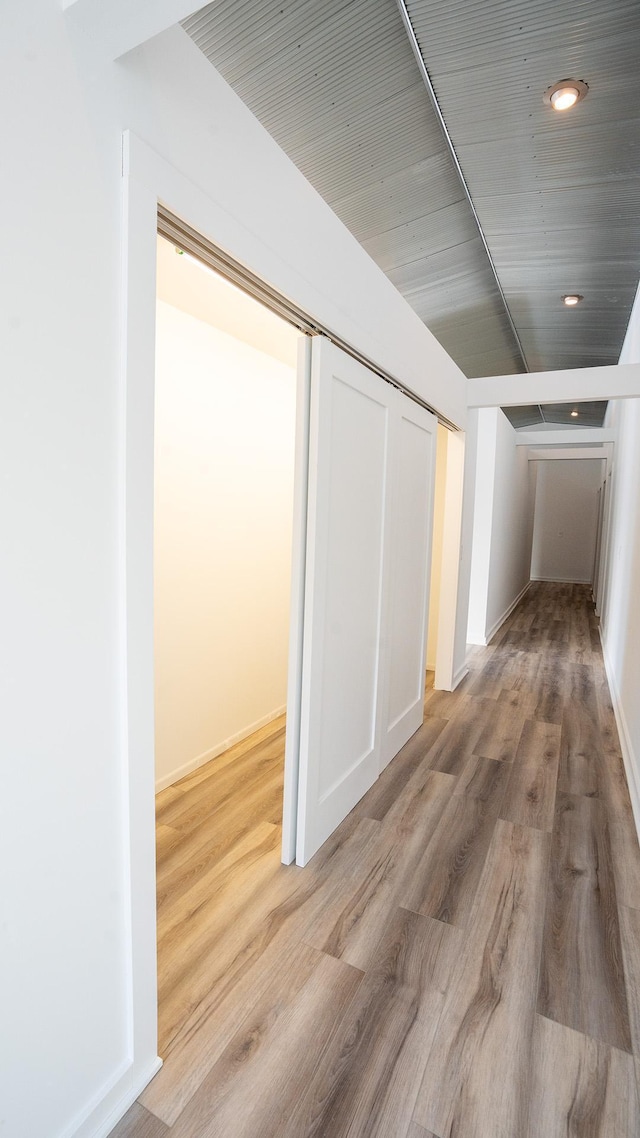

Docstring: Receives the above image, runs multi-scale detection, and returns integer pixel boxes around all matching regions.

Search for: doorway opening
[425,424,449,697]
[153,233,303,1062]
[528,456,606,588]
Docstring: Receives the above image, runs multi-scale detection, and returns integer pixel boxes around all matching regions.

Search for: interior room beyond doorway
[426,423,449,681]
[153,234,301,1056]
[154,234,300,793]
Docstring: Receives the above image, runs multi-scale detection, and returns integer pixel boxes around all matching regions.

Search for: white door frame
[120,131,313,1078]
[433,428,466,691]
[120,129,468,1077]
[527,448,611,590]
[281,337,312,864]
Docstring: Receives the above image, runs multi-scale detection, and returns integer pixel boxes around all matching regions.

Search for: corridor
[116,582,640,1137]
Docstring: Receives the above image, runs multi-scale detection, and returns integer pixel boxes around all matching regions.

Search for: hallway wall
[0,5,468,1137]
[451,411,478,686]
[426,425,448,670]
[154,300,296,790]
[467,408,535,645]
[601,283,640,831]
[530,459,603,584]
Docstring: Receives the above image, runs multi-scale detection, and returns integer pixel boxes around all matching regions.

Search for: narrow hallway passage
[117,582,640,1137]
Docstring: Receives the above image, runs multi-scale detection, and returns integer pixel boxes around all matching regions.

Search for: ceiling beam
[527,447,609,460]
[468,363,640,408]
[61,0,201,60]
[514,428,615,446]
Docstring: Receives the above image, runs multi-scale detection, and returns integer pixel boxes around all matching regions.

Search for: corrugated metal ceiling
[503,400,608,429]
[406,0,640,374]
[182,0,640,381]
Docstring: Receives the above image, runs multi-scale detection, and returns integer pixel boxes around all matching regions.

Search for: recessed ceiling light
[551,87,580,111]
[562,294,583,306]
[544,79,589,111]
[571,410,579,417]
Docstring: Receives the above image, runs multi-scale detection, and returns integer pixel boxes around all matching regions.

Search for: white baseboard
[63,1056,162,1138]
[155,705,287,792]
[484,580,531,645]
[451,663,469,691]
[432,662,468,693]
[530,575,592,584]
[599,630,640,843]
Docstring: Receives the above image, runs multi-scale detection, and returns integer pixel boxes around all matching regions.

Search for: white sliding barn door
[295,338,437,865]
[378,397,437,769]
[281,337,312,864]
[296,339,393,865]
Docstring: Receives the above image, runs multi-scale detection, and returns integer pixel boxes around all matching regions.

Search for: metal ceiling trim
[394,0,530,374]
[157,205,459,429]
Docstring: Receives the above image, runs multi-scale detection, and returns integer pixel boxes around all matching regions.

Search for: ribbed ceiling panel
[502,406,545,428]
[183,0,640,378]
[405,0,640,370]
[502,401,608,428]
[331,153,461,241]
[183,0,525,378]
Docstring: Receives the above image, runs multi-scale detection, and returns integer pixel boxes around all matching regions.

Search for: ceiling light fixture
[562,294,583,306]
[571,410,579,417]
[544,79,589,111]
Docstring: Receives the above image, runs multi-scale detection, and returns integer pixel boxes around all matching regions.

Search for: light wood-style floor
[114,582,640,1137]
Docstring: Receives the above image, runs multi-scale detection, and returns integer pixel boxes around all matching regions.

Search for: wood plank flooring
[113,582,640,1138]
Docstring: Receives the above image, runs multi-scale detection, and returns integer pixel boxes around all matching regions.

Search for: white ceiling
[156,235,300,367]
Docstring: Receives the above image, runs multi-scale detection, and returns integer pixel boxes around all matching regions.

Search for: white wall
[0,5,469,1137]
[600,284,640,833]
[426,425,448,670]
[154,300,296,790]
[451,412,479,685]
[486,410,535,640]
[530,459,603,584]
[467,408,534,645]
[466,409,496,645]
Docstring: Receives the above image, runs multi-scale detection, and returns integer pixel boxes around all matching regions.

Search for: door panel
[295,338,437,865]
[296,339,392,865]
[317,377,388,796]
[281,336,312,864]
[379,397,437,768]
